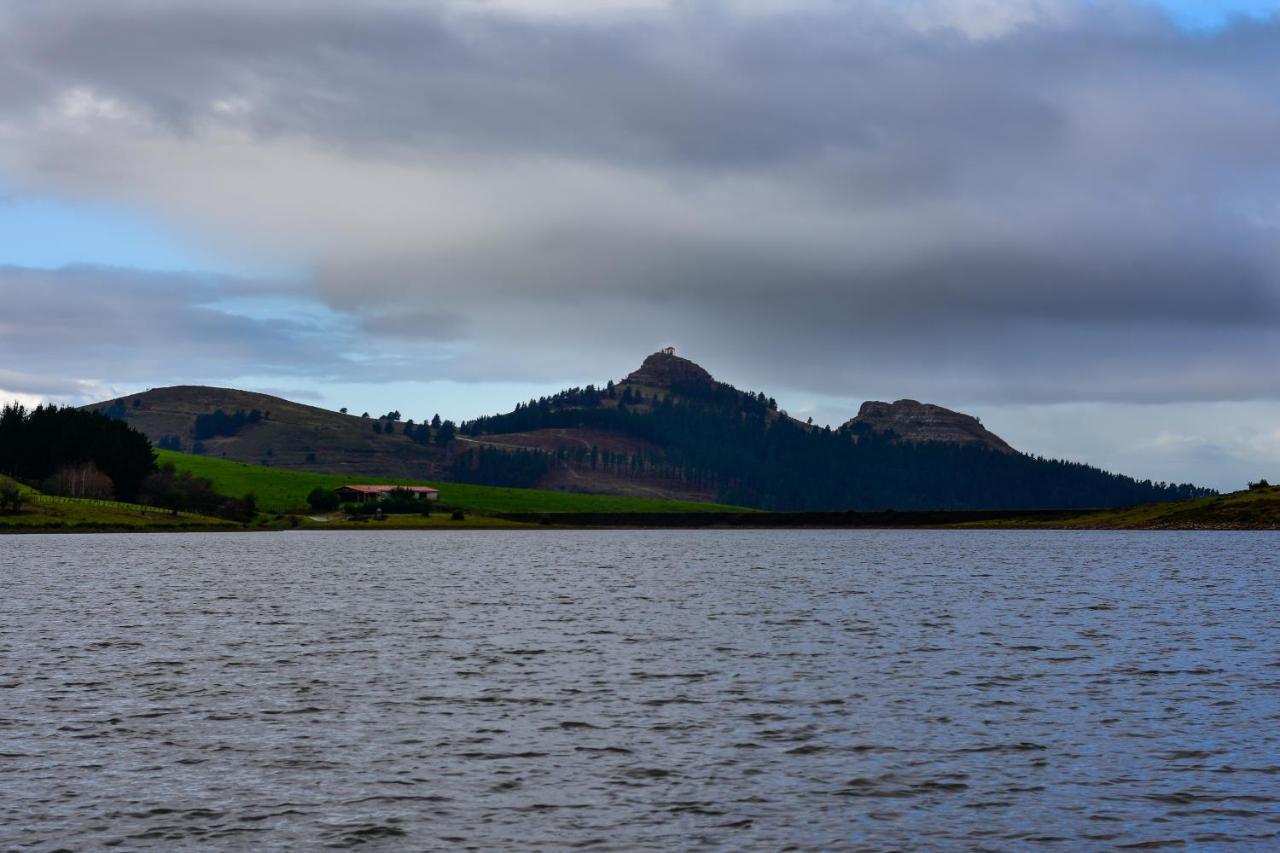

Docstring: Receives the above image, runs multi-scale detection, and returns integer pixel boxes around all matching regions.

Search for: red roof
[338,484,438,494]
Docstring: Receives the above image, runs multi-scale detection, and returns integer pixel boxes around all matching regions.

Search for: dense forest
[461,384,1212,511]
[451,445,551,487]
[0,403,156,501]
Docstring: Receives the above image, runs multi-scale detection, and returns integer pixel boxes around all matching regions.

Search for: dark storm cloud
[2,0,1279,404]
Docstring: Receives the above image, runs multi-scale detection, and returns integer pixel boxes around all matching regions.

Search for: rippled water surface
[2,530,1278,849]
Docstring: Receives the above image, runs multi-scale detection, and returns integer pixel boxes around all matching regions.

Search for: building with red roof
[335,484,439,503]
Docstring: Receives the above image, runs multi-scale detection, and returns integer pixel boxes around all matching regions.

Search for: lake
[1,530,1277,849]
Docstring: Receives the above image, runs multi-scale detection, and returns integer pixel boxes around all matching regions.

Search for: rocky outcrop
[623,349,717,390]
[845,399,1015,453]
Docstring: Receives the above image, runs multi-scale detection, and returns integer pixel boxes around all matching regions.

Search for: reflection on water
[1,530,1277,849]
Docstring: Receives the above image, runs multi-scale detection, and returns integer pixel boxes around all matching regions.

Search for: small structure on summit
[335,484,439,503]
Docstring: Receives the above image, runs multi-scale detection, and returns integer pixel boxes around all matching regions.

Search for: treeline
[461,390,1212,511]
[0,403,155,501]
[370,416,456,445]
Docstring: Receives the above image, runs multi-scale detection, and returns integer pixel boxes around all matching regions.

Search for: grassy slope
[99,385,448,479]
[967,486,1280,530]
[156,450,748,515]
[0,493,234,532]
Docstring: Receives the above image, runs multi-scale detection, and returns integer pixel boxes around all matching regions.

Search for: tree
[431,413,442,429]
[435,419,456,446]
[306,487,340,512]
[193,408,254,440]
[45,462,114,499]
[340,407,348,414]
[0,476,24,514]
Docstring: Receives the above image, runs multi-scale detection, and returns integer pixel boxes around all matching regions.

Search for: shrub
[306,487,340,512]
[380,488,423,514]
[0,477,24,514]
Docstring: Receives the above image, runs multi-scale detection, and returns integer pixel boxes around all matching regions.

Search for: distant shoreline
[6,481,1277,534]
[4,508,1277,534]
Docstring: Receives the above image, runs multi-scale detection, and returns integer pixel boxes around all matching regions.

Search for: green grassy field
[156,450,749,515]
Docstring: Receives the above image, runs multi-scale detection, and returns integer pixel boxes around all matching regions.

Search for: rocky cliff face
[846,399,1015,454]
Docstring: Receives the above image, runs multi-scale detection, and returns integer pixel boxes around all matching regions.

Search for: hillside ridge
[85,385,447,479]
[84,350,1211,511]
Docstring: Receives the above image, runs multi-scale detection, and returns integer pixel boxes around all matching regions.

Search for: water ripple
[1,529,1277,849]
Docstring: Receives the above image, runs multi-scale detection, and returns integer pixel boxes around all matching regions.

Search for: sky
[1,0,1279,492]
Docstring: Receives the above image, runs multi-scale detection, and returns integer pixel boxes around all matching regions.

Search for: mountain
[457,350,1210,510]
[846,399,1015,454]
[87,385,448,478]
[88,351,1213,510]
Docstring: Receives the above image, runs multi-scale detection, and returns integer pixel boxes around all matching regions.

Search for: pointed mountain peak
[623,348,716,389]
[846,399,1015,453]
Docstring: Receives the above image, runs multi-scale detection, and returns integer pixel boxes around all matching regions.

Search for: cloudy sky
[2,0,1279,490]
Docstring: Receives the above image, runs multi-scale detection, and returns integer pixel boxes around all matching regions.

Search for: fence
[30,493,207,519]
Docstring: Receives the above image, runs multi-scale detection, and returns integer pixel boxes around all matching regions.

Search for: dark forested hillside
[460,352,1211,511]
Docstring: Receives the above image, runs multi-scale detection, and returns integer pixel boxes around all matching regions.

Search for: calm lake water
[1,530,1277,850]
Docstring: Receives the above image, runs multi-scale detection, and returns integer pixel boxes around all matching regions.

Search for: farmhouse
[335,484,440,503]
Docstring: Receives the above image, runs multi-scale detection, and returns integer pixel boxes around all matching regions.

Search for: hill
[985,483,1280,530]
[88,385,447,478]
[458,350,1211,511]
